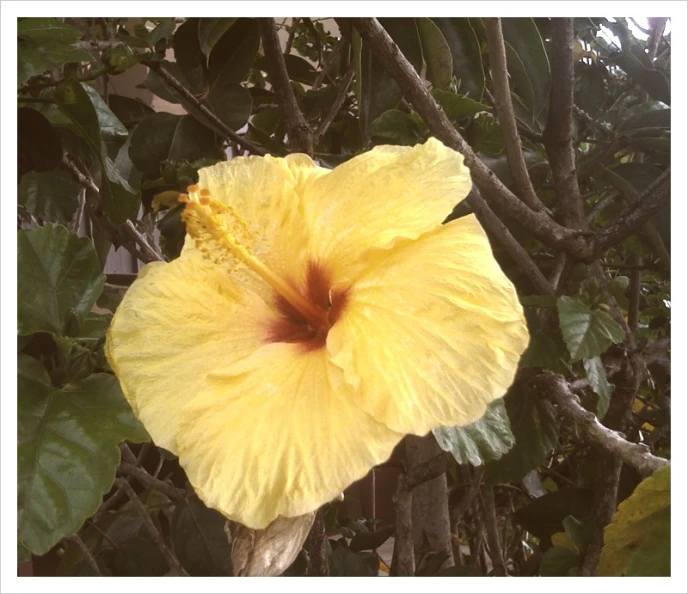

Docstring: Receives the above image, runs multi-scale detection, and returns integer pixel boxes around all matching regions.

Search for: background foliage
[17,16,671,577]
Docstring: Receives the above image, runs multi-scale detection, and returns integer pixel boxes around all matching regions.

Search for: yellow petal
[301,138,471,280]
[105,254,275,453]
[176,343,403,529]
[193,154,316,280]
[327,214,529,435]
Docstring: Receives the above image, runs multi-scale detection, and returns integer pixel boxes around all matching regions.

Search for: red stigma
[268,261,349,352]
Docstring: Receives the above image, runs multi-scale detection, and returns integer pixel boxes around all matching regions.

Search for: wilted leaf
[433,399,515,466]
[18,224,105,336]
[557,296,625,361]
[598,465,670,576]
[19,170,80,224]
[17,355,148,555]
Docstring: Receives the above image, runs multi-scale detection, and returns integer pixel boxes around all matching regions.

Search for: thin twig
[115,478,187,576]
[284,18,301,55]
[67,534,102,576]
[144,61,265,156]
[347,17,593,262]
[543,19,586,230]
[312,35,348,91]
[314,64,355,144]
[484,18,544,212]
[119,462,185,502]
[258,18,313,155]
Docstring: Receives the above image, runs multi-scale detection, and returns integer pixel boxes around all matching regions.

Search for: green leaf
[557,296,625,361]
[610,53,670,105]
[172,19,206,93]
[467,113,504,156]
[17,224,105,336]
[18,108,63,176]
[207,18,260,85]
[618,107,670,135]
[416,18,453,90]
[79,312,113,339]
[129,113,222,177]
[17,355,149,555]
[171,493,233,576]
[431,19,485,99]
[81,84,128,141]
[369,109,423,146]
[198,18,238,60]
[54,78,138,224]
[18,18,93,87]
[433,399,515,466]
[539,546,580,576]
[584,356,615,418]
[485,383,559,483]
[598,465,670,576]
[500,18,550,122]
[514,488,594,540]
[255,53,319,86]
[329,546,379,577]
[19,170,80,225]
[206,80,253,132]
[356,18,423,135]
[519,331,570,375]
[431,89,490,121]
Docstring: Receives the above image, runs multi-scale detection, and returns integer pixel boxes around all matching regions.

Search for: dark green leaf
[539,546,580,576]
[81,84,128,141]
[514,488,594,540]
[18,107,63,176]
[141,61,186,104]
[54,79,138,224]
[208,18,260,85]
[485,383,559,483]
[103,510,169,576]
[584,356,615,417]
[172,19,206,92]
[255,53,318,86]
[198,18,238,60]
[598,465,670,576]
[467,113,504,156]
[329,547,378,577]
[416,18,453,90]
[356,18,423,135]
[18,18,93,87]
[349,526,394,553]
[79,312,113,339]
[18,169,80,224]
[106,95,155,129]
[575,66,607,117]
[171,493,233,576]
[18,224,105,336]
[433,399,514,466]
[431,19,485,99]
[369,109,422,146]
[207,81,252,132]
[610,53,670,105]
[618,108,670,136]
[500,18,550,122]
[129,113,221,177]
[503,42,535,127]
[17,355,148,555]
[431,89,490,121]
[557,296,625,361]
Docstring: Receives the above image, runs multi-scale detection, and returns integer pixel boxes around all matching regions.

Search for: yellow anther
[199,188,211,197]
[178,193,190,203]
[200,196,211,205]
[187,184,200,194]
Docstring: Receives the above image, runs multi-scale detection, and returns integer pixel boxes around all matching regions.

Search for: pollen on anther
[187,184,200,194]
[199,196,211,205]
[178,193,190,203]
[199,188,211,197]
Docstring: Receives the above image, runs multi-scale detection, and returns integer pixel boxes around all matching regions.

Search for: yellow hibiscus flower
[105,138,529,529]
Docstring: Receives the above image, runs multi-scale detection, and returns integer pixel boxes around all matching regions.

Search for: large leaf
[81,84,128,141]
[433,399,515,466]
[610,53,670,105]
[17,355,149,555]
[431,18,485,99]
[356,18,423,135]
[17,224,105,336]
[171,493,233,576]
[598,465,671,576]
[513,488,594,540]
[431,89,490,121]
[17,18,92,87]
[207,18,260,85]
[53,78,138,224]
[557,296,625,361]
[18,169,80,224]
[584,356,615,418]
[485,382,559,483]
[329,546,379,577]
[416,18,453,90]
[129,113,221,177]
[17,107,63,176]
[198,18,238,61]
[369,109,423,146]
[500,18,551,122]
[107,95,155,129]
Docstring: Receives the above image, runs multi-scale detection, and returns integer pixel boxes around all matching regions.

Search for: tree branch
[484,18,545,212]
[479,486,506,576]
[348,17,594,262]
[468,190,554,295]
[536,371,668,477]
[118,462,185,502]
[258,18,313,156]
[543,19,586,230]
[393,475,415,576]
[144,61,265,156]
[597,169,671,250]
[67,534,102,576]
